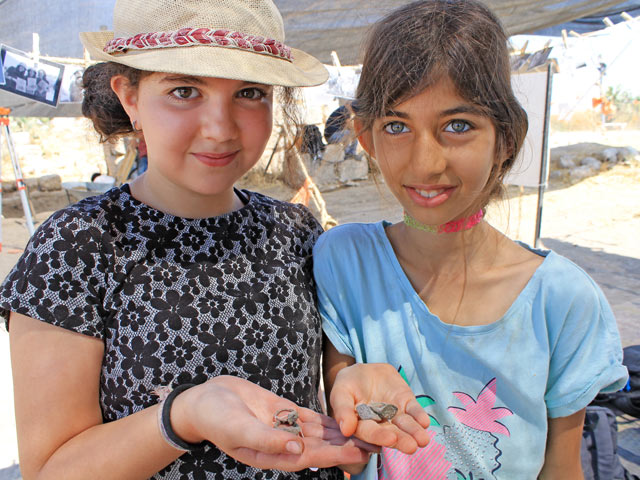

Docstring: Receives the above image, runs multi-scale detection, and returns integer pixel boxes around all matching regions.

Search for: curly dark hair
[355,0,529,208]
[81,62,149,143]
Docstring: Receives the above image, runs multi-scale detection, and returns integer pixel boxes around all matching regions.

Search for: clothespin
[32,33,40,66]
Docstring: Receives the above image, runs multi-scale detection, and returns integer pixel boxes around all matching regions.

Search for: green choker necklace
[403,210,484,234]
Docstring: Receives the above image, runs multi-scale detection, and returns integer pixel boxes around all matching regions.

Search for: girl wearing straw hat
[1,1,374,478]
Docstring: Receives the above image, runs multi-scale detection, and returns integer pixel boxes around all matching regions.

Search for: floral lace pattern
[0,185,340,479]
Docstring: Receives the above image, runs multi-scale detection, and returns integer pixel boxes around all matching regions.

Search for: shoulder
[314,222,382,256]
[26,186,138,260]
[313,222,388,270]
[245,190,324,238]
[537,249,605,303]
[38,188,121,232]
[523,246,616,339]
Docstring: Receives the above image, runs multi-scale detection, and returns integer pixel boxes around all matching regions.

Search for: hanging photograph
[59,65,85,103]
[0,44,64,107]
[0,56,5,85]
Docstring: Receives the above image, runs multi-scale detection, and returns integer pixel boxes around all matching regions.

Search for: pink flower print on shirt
[448,378,512,436]
[383,369,514,479]
[379,430,451,480]
[438,378,514,479]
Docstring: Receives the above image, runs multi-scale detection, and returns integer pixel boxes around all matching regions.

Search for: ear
[353,117,376,159]
[110,74,139,123]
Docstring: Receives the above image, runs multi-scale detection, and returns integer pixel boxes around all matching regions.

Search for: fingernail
[286,441,302,454]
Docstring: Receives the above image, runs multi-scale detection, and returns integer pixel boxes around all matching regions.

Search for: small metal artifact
[273,408,302,436]
[356,402,398,422]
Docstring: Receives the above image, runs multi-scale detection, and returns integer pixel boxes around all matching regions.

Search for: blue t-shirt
[314,222,628,480]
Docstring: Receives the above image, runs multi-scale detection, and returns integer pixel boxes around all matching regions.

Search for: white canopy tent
[0,0,636,115]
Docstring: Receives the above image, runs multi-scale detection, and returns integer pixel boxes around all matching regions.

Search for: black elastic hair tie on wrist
[158,383,206,452]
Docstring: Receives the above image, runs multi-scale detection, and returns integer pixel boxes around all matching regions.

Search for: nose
[199,95,239,143]
[413,132,447,178]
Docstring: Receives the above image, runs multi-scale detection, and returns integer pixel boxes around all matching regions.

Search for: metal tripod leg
[0,126,3,251]
[1,123,35,236]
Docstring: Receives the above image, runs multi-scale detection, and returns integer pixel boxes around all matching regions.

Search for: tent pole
[534,64,553,248]
[0,108,35,237]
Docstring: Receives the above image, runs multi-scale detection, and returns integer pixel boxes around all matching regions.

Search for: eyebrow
[159,75,207,85]
[383,104,486,119]
[440,105,486,117]
[158,75,271,89]
[384,109,410,119]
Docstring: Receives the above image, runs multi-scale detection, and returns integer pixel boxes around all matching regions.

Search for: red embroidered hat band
[104,28,293,62]
[79,0,328,87]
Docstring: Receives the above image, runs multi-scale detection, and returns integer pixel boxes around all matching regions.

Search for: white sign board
[505,70,551,187]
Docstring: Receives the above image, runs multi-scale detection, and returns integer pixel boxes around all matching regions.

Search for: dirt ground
[0,128,639,477]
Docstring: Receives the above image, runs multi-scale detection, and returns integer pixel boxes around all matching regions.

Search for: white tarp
[0,0,634,116]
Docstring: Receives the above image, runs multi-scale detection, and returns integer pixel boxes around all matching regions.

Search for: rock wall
[2,174,69,218]
[548,143,639,184]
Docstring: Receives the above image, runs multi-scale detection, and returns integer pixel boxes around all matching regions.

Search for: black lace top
[0,185,341,479]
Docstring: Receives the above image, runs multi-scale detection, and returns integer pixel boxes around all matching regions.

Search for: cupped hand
[176,375,374,471]
[329,363,431,454]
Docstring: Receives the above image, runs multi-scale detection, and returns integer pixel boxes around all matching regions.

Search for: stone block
[558,155,576,169]
[2,180,16,193]
[24,177,38,190]
[29,190,70,213]
[618,146,640,164]
[601,147,619,163]
[38,174,62,192]
[548,170,565,181]
[323,144,345,164]
[337,158,369,183]
[569,165,596,181]
[581,156,601,170]
[309,160,338,189]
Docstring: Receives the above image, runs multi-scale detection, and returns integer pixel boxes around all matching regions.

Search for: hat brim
[80,31,328,87]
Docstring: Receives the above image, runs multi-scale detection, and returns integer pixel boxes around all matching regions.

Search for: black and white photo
[59,65,85,103]
[0,44,64,107]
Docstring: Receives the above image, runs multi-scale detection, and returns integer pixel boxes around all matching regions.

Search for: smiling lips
[192,151,239,167]
[406,185,455,207]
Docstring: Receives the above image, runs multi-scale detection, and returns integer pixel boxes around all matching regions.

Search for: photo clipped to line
[0,44,65,107]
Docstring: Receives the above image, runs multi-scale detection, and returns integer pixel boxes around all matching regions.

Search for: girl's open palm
[186,375,374,471]
[329,363,431,454]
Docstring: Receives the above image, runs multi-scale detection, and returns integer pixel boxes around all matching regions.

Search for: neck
[403,209,484,234]
[387,218,498,276]
[129,172,243,218]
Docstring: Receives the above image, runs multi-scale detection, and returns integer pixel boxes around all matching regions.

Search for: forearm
[538,410,585,480]
[10,314,185,480]
[538,463,583,480]
[26,403,183,480]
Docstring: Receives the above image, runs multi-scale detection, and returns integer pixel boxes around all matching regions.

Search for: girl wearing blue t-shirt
[314,1,628,478]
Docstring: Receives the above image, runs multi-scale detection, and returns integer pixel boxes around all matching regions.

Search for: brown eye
[171,87,199,100]
[238,87,266,100]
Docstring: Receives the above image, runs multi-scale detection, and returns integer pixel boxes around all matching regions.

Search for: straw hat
[80,0,328,87]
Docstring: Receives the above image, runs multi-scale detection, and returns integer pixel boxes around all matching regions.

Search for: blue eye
[445,120,471,133]
[171,87,200,100]
[384,121,409,134]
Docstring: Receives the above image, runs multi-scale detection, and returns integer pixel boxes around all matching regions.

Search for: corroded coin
[273,408,302,436]
[356,402,398,422]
